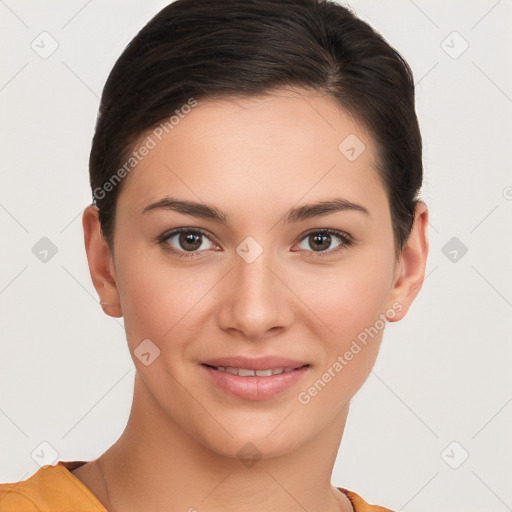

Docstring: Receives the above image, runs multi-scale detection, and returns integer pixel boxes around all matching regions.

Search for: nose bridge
[237,249,274,299]
[217,240,291,337]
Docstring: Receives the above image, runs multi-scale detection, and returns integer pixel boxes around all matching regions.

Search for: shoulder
[0,462,107,512]
[0,467,51,512]
[0,483,39,512]
[337,487,395,512]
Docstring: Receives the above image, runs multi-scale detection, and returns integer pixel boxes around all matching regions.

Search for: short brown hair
[89,0,423,259]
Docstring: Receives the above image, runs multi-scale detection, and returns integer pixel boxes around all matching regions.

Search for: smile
[204,364,305,377]
[200,363,311,400]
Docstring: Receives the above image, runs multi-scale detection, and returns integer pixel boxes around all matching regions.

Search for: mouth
[199,361,311,401]
[201,363,309,377]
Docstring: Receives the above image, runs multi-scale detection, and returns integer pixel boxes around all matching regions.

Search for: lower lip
[200,364,310,401]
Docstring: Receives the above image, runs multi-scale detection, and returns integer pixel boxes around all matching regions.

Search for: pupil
[311,233,330,251]
[180,232,201,251]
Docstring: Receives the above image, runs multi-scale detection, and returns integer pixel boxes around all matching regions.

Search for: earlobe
[386,201,429,322]
[82,204,123,318]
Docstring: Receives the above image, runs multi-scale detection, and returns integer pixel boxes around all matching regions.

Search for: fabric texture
[0,460,394,511]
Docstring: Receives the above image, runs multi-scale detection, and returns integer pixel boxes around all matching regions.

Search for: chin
[199,424,306,463]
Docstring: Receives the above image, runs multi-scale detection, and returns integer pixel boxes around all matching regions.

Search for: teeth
[256,369,273,377]
[213,366,298,377]
[238,368,256,377]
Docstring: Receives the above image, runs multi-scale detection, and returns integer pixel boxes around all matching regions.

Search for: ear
[385,200,429,322]
[82,204,123,318]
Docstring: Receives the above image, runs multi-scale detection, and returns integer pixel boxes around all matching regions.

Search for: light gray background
[1,1,511,511]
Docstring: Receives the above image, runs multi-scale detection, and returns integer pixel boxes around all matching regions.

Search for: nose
[216,249,294,341]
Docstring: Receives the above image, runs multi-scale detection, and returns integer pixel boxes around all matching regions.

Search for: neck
[93,372,353,512]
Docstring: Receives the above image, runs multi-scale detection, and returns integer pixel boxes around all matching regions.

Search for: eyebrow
[141,196,370,224]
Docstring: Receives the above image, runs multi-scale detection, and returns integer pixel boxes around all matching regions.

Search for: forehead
[117,88,386,219]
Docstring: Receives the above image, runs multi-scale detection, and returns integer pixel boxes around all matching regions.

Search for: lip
[199,356,310,401]
[201,356,308,371]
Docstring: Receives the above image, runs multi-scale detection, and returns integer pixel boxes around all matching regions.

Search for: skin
[77,87,429,512]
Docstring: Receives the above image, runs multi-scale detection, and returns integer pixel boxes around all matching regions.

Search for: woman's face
[101,88,414,459]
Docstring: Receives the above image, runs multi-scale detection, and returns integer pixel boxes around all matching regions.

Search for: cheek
[115,250,220,353]
[296,266,388,415]
[304,257,393,340]
[296,256,392,401]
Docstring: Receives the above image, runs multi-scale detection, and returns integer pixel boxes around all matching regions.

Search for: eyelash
[158,227,353,259]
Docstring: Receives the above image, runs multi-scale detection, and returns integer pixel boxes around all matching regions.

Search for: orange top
[0,460,394,511]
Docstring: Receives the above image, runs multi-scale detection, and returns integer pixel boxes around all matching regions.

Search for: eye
[294,229,352,256]
[159,228,217,258]
[158,227,353,259]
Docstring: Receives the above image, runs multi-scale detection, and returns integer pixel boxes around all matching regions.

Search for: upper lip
[201,356,309,371]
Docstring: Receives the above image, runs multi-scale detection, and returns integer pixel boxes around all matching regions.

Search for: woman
[0,0,429,510]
